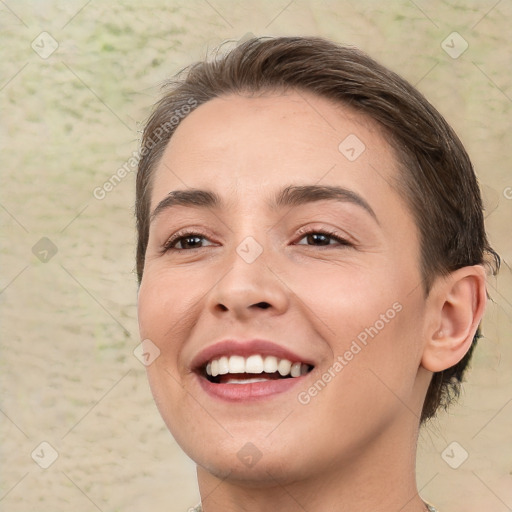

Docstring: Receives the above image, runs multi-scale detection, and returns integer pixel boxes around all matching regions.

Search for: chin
[178,425,322,487]
[198,450,312,487]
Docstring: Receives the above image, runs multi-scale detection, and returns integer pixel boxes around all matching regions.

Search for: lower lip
[196,373,308,401]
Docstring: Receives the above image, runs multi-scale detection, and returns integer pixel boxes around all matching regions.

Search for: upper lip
[190,339,315,372]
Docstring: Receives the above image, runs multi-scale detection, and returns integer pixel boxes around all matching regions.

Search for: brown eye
[163,231,214,252]
[296,229,351,247]
[174,235,206,250]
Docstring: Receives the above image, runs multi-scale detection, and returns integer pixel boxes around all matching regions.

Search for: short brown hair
[135,36,499,422]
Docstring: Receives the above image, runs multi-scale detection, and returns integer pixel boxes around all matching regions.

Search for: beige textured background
[1,1,511,511]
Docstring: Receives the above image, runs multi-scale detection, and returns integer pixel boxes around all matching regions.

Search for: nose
[206,244,290,321]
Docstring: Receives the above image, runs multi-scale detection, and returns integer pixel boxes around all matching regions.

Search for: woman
[135,36,499,512]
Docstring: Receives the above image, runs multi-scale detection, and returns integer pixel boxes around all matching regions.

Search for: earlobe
[421,265,487,373]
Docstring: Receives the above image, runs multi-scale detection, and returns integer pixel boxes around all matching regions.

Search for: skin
[137,90,487,512]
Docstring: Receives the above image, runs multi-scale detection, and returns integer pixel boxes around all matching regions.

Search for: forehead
[150,90,408,225]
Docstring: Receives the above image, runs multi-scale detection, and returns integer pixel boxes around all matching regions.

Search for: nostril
[255,302,271,309]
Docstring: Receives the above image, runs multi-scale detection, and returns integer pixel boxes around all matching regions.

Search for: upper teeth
[205,355,309,378]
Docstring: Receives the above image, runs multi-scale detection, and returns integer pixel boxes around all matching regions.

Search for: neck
[196,414,427,512]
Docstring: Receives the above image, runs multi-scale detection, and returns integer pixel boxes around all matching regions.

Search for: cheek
[291,259,424,389]
[138,270,191,343]
[137,267,213,382]
[284,258,403,335]
[325,293,425,422]
[137,273,196,434]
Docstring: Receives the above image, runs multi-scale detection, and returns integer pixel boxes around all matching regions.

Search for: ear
[421,265,487,372]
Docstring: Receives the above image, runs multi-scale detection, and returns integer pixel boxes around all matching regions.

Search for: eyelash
[162,229,213,252]
[162,227,352,252]
[295,226,352,248]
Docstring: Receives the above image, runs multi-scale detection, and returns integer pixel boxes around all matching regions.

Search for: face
[137,90,431,484]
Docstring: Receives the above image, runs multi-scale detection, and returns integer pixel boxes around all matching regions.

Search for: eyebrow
[150,184,378,224]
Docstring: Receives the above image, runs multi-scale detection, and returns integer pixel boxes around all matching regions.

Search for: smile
[191,339,316,401]
[203,354,313,384]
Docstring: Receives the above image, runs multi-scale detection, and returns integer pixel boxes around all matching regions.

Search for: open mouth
[200,354,314,384]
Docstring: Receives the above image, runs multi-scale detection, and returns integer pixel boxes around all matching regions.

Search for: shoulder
[190,503,437,511]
